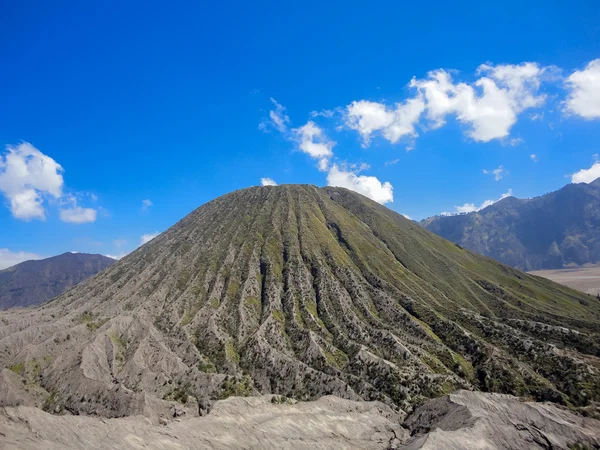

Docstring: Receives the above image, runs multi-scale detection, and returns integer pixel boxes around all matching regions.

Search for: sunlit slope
[1,185,598,418]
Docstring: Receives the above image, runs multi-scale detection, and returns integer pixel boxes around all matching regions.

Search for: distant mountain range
[422,178,600,271]
[0,252,115,309]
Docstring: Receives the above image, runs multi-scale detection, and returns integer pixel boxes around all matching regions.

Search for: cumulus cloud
[58,194,97,224]
[59,205,97,224]
[483,165,506,181]
[572,162,600,184]
[342,62,548,146]
[345,97,425,147]
[455,189,513,213]
[564,59,600,118]
[0,142,98,223]
[140,232,160,245]
[0,142,64,220]
[0,248,44,270]
[294,121,335,171]
[327,164,393,204]
[411,63,547,142]
[260,100,396,204]
[259,98,290,132]
[142,199,152,210]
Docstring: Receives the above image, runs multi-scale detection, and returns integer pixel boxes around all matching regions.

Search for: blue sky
[0,0,599,267]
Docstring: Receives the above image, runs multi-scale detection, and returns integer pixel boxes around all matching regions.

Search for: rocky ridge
[421,178,600,270]
[0,252,115,309]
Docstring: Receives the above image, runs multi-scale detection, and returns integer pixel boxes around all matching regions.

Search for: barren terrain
[530,265,600,295]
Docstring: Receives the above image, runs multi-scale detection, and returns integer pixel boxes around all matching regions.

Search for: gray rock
[1,391,598,449]
[0,395,407,449]
[403,390,600,449]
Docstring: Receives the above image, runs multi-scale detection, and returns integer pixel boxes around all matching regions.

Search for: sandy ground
[530,265,600,295]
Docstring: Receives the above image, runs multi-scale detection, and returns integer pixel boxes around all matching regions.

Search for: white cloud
[310,109,335,118]
[345,97,425,147]
[261,177,277,186]
[483,165,505,181]
[505,137,524,147]
[0,248,44,270]
[0,142,98,223]
[564,59,600,118]
[327,164,393,204]
[317,158,329,171]
[258,99,399,205]
[455,189,513,213]
[529,112,544,121]
[530,154,538,162]
[342,62,548,146]
[411,62,547,142]
[140,232,160,245]
[259,98,290,132]
[294,121,335,171]
[59,205,97,224]
[385,159,400,166]
[10,190,46,221]
[455,203,478,213]
[572,161,600,184]
[0,142,64,220]
[58,194,97,224]
[105,253,128,260]
[142,199,152,210]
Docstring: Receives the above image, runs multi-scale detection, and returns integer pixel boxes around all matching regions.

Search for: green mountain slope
[0,185,598,419]
[422,179,600,270]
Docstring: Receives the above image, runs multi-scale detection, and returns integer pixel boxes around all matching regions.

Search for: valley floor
[530,265,600,295]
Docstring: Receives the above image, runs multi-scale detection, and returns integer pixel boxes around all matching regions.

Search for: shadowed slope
[0,253,115,309]
[422,179,600,270]
[0,185,599,419]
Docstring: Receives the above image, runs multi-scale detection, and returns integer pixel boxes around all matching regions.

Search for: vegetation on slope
[1,185,599,419]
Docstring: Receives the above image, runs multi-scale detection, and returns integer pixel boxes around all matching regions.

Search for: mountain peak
[0,186,598,419]
[0,253,115,309]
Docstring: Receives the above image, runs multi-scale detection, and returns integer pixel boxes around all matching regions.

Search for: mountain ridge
[0,252,115,310]
[421,179,600,270]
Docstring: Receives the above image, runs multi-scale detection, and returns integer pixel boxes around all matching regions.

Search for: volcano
[1,185,599,419]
